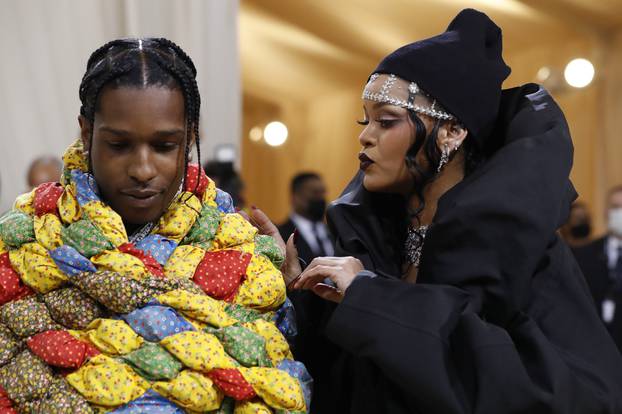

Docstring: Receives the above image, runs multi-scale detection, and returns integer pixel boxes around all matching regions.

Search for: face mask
[306,198,327,221]
[570,222,591,239]
[608,208,622,237]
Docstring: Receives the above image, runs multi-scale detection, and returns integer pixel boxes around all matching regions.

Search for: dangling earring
[437,143,450,173]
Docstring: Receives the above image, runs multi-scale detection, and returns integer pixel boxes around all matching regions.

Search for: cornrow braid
[78,37,203,199]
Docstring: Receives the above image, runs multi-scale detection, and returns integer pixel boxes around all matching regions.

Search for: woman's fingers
[295,264,340,290]
[312,283,343,303]
[249,207,286,255]
[283,234,302,286]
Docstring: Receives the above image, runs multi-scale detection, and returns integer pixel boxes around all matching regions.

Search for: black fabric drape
[298,84,622,413]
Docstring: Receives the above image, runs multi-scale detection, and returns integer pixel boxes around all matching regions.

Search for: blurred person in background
[203,159,246,208]
[560,201,592,247]
[278,172,334,266]
[26,155,62,189]
[574,185,622,351]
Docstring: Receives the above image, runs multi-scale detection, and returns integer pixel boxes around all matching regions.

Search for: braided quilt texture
[0,139,310,414]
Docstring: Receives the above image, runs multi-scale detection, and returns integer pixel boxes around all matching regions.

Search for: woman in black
[256,8,622,413]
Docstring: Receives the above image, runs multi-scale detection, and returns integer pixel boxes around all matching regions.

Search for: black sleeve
[326,275,622,414]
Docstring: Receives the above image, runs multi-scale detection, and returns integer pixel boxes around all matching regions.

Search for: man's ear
[78,115,92,153]
[436,121,468,152]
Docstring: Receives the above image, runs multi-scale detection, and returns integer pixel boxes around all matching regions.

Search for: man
[278,172,334,265]
[574,185,622,351]
[560,201,592,248]
[26,155,62,189]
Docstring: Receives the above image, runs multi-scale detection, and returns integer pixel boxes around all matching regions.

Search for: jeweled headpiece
[362,73,455,121]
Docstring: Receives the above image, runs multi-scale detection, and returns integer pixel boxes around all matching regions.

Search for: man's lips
[358,153,374,171]
[120,188,164,207]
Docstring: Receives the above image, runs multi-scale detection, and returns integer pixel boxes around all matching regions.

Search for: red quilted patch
[184,163,209,198]
[0,384,15,412]
[33,182,64,217]
[27,330,100,369]
[0,253,33,306]
[193,250,251,301]
[118,243,165,278]
[208,368,256,400]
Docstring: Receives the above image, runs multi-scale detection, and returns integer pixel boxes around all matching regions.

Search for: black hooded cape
[299,84,622,413]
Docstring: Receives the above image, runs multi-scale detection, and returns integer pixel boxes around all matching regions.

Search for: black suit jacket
[278,218,315,266]
[573,236,622,350]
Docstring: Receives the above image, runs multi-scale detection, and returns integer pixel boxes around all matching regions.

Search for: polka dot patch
[193,250,252,301]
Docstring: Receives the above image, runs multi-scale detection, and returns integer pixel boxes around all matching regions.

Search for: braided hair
[78,37,202,193]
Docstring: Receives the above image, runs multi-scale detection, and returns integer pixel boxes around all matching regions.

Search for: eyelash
[356,119,398,128]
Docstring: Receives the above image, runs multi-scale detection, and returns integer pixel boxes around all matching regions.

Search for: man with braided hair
[0,38,311,413]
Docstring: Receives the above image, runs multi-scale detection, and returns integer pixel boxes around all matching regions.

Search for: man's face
[293,178,327,220]
[79,86,187,228]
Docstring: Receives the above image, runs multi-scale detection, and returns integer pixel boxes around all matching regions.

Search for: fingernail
[251,205,257,210]
[293,229,299,245]
[235,207,241,212]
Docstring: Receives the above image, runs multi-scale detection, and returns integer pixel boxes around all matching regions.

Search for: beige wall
[242,32,622,235]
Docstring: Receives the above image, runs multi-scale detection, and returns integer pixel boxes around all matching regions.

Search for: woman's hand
[242,207,302,287]
[292,256,364,303]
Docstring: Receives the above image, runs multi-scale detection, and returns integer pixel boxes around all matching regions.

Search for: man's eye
[154,142,179,152]
[107,142,128,150]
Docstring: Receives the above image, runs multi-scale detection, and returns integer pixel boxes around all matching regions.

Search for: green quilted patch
[254,234,285,268]
[224,303,269,324]
[183,204,221,248]
[0,210,35,248]
[60,218,113,258]
[206,325,271,368]
[121,342,183,381]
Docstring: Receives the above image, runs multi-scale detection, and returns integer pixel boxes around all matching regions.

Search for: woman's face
[79,86,188,228]
[358,75,436,194]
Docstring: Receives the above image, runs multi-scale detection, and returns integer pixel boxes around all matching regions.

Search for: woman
[0,38,310,413]
[257,8,622,413]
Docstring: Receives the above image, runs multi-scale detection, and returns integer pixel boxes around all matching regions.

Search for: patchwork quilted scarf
[0,139,311,413]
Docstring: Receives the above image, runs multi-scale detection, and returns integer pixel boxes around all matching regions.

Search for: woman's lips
[358,153,374,171]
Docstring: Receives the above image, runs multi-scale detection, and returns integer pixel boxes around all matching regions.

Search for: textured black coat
[299,84,622,413]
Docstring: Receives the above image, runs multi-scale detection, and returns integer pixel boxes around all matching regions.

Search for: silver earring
[437,143,449,173]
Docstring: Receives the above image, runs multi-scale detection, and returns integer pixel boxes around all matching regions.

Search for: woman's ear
[78,115,92,154]
[436,121,468,152]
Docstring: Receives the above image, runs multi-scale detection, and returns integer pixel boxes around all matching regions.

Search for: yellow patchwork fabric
[235,254,286,311]
[82,201,128,247]
[156,289,237,328]
[66,354,149,407]
[203,179,217,206]
[234,399,273,414]
[82,318,143,355]
[0,238,6,255]
[160,331,237,371]
[164,244,205,279]
[9,242,68,293]
[153,370,223,412]
[212,214,257,250]
[91,250,150,280]
[62,139,89,175]
[58,183,82,224]
[34,213,63,250]
[13,188,36,215]
[243,319,293,366]
[154,192,201,242]
[240,367,306,411]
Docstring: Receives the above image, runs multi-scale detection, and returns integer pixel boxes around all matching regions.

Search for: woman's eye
[356,119,369,126]
[377,119,398,128]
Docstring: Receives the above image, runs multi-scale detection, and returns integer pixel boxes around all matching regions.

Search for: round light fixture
[263,121,288,147]
[564,58,595,88]
[536,66,551,82]
[249,126,263,142]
